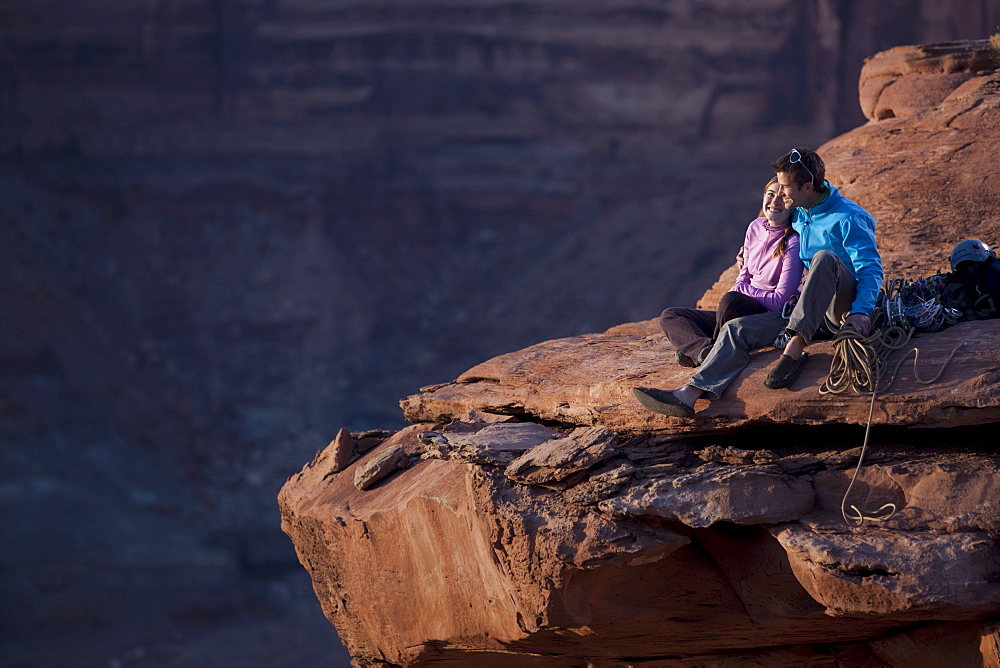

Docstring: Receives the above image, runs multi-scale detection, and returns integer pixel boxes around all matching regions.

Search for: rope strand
[840,391,897,526]
[819,304,964,526]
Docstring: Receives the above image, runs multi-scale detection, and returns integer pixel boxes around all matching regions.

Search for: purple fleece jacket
[731,217,804,312]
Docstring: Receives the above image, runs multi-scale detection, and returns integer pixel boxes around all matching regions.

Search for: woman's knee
[661,307,683,319]
[717,291,763,320]
[716,291,741,309]
[660,307,680,328]
[659,307,687,336]
[718,291,751,310]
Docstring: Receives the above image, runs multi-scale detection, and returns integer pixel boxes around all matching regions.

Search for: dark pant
[660,291,768,359]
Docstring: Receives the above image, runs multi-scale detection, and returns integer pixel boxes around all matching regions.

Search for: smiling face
[776,171,820,210]
[762,181,792,225]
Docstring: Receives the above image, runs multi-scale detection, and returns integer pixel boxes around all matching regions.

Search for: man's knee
[810,250,843,273]
[800,250,849,301]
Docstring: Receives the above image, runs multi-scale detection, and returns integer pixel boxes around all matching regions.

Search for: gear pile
[882,274,964,333]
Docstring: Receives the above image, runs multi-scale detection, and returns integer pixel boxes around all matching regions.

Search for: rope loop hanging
[817,294,964,527]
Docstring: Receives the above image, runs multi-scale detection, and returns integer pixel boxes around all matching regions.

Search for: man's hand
[844,313,872,336]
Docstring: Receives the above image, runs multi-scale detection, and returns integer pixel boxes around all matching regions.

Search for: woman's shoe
[674,351,698,368]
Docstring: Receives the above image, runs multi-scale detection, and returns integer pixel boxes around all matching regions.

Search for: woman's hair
[760,176,796,259]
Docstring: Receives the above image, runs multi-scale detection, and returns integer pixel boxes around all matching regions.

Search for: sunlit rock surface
[280,40,1000,667]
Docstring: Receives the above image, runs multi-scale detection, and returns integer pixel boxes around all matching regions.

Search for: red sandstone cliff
[280,40,1000,666]
[8,5,1000,664]
[5,1,1000,663]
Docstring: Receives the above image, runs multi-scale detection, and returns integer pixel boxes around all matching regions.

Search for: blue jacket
[792,182,883,315]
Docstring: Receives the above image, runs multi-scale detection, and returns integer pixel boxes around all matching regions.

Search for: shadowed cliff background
[3,1,999,665]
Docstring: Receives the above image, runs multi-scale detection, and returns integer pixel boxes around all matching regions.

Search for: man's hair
[771,147,826,189]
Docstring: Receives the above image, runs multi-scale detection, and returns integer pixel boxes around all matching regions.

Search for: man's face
[776,171,812,209]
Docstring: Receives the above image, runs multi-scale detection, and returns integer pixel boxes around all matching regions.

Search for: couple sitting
[634,147,883,418]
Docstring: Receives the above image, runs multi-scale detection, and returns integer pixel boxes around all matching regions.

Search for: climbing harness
[821,286,966,527]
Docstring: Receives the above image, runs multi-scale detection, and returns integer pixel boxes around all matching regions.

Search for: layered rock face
[8,6,997,661]
[280,41,1000,666]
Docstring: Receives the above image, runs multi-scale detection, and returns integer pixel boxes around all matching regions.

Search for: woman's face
[763,183,792,225]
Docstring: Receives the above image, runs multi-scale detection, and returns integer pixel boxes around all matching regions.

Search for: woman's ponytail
[773,224,794,258]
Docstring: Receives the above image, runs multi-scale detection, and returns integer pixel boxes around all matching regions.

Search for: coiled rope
[818,306,965,526]
[819,316,913,396]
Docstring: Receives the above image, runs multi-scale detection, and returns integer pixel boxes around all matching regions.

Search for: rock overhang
[400,318,1000,436]
[279,39,1000,666]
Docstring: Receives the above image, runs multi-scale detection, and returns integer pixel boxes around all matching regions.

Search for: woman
[659,176,804,367]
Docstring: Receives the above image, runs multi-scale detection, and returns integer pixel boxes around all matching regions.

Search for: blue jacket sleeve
[841,212,883,315]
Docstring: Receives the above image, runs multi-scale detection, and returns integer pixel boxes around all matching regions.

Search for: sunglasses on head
[788,149,816,187]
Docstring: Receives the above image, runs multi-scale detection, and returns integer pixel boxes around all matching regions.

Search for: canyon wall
[3,1,1000,663]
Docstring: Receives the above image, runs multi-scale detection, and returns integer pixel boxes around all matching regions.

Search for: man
[763,147,883,386]
[633,147,883,417]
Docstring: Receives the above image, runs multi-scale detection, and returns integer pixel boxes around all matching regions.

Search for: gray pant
[687,251,858,400]
[786,250,858,343]
[687,312,787,400]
